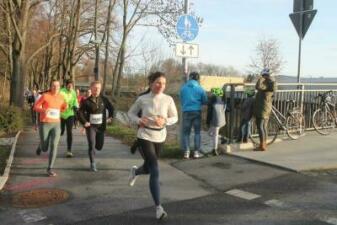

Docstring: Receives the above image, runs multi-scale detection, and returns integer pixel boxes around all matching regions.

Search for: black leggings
[136,138,162,206]
[85,126,105,163]
[61,116,75,151]
[256,118,269,144]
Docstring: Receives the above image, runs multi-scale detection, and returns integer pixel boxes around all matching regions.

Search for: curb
[223,151,298,173]
[0,130,21,191]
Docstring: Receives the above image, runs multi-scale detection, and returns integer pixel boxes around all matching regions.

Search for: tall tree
[3,0,51,106]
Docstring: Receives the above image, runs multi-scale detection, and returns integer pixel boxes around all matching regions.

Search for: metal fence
[225,83,337,143]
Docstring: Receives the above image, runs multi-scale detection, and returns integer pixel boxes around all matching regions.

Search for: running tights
[136,138,162,206]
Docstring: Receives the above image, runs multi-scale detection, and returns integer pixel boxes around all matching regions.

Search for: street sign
[289,9,317,39]
[293,0,313,12]
[175,43,199,58]
[176,15,199,42]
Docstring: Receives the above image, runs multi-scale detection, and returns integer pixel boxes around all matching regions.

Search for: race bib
[46,108,60,119]
[90,114,103,124]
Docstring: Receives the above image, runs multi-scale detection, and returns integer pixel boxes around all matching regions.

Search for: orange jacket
[34,92,67,123]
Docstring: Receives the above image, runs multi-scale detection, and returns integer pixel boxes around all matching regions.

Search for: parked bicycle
[312,90,337,135]
[250,100,305,145]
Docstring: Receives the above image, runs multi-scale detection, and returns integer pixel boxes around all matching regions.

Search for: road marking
[319,216,337,225]
[18,209,47,223]
[264,199,289,209]
[225,189,261,200]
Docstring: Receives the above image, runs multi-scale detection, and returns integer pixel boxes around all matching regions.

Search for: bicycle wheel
[312,108,336,135]
[250,117,279,145]
[286,111,305,139]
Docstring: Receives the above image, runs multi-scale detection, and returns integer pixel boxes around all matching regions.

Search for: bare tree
[1,0,52,107]
[102,0,117,91]
[249,38,285,75]
[111,0,185,97]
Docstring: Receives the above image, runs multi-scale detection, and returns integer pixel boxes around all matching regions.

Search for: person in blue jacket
[180,72,208,159]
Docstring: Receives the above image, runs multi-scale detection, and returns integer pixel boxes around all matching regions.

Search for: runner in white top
[127,71,178,220]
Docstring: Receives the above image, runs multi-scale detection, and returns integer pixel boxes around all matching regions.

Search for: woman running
[127,71,178,220]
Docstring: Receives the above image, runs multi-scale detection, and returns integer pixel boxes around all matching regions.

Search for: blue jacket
[180,80,208,112]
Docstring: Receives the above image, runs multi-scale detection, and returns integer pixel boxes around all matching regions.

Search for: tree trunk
[111,46,121,96]
[8,0,30,107]
[115,46,125,96]
[102,0,115,92]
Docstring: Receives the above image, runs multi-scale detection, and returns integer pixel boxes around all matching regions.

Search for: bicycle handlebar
[314,90,334,100]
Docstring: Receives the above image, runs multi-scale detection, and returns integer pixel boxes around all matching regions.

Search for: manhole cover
[11,189,70,208]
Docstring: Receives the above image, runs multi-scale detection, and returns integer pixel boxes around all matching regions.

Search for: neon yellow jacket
[60,87,79,119]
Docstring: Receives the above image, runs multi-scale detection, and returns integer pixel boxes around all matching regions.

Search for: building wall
[199,75,244,91]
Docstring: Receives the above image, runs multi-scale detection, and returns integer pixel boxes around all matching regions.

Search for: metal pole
[229,85,235,144]
[182,0,189,81]
[296,1,304,83]
[297,37,302,83]
[179,0,189,149]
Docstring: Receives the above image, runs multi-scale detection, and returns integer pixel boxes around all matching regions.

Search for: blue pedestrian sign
[176,15,199,42]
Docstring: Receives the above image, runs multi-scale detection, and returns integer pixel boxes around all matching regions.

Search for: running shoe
[128,166,138,186]
[36,146,41,155]
[156,205,168,220]
[183,151,190,159]
[47,170,57,177]
[90,162,97,172]
[193,151,202,159]
[66,151,73,158]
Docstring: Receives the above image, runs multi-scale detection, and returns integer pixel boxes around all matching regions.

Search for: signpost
[175,43,199,58]
[176,0,200,149]
[289,0,317,82]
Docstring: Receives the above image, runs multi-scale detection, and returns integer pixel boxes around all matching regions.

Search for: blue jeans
[256,118,268,144]
[182,111,201,152]
[238,119,251,141]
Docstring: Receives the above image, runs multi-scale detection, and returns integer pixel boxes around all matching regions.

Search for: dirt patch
[11,189,70,208]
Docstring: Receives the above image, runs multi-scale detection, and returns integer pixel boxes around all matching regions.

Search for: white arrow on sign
[175,43,199,58]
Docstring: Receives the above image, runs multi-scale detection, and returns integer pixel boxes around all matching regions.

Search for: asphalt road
[1,129,337,225]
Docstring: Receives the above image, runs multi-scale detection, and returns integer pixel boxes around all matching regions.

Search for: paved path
[0,128,211,225]
[2,127,337,224]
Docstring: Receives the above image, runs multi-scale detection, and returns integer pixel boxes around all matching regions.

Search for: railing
[225,83,337,143]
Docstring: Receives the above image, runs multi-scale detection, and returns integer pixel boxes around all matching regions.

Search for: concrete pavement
[0,128,212,225]
[1,125,337,224]
[228,131,337,172]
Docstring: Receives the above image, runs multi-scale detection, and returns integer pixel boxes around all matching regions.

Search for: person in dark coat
[206,87,227,155]
[253,68,277,151]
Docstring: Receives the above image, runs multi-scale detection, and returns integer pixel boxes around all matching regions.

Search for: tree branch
[25,33,62,66]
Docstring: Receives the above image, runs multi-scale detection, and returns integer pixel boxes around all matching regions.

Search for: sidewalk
[117,110,337,172]
[228,131,337,172]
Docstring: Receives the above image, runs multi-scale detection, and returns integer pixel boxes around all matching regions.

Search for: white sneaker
[66,151,73,158]
[156,205,167,220]
[128,166,138,186]
[193,151,202,158]
[183,151,190,159]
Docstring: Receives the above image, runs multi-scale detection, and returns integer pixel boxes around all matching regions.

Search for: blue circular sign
[176,15,199,42]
